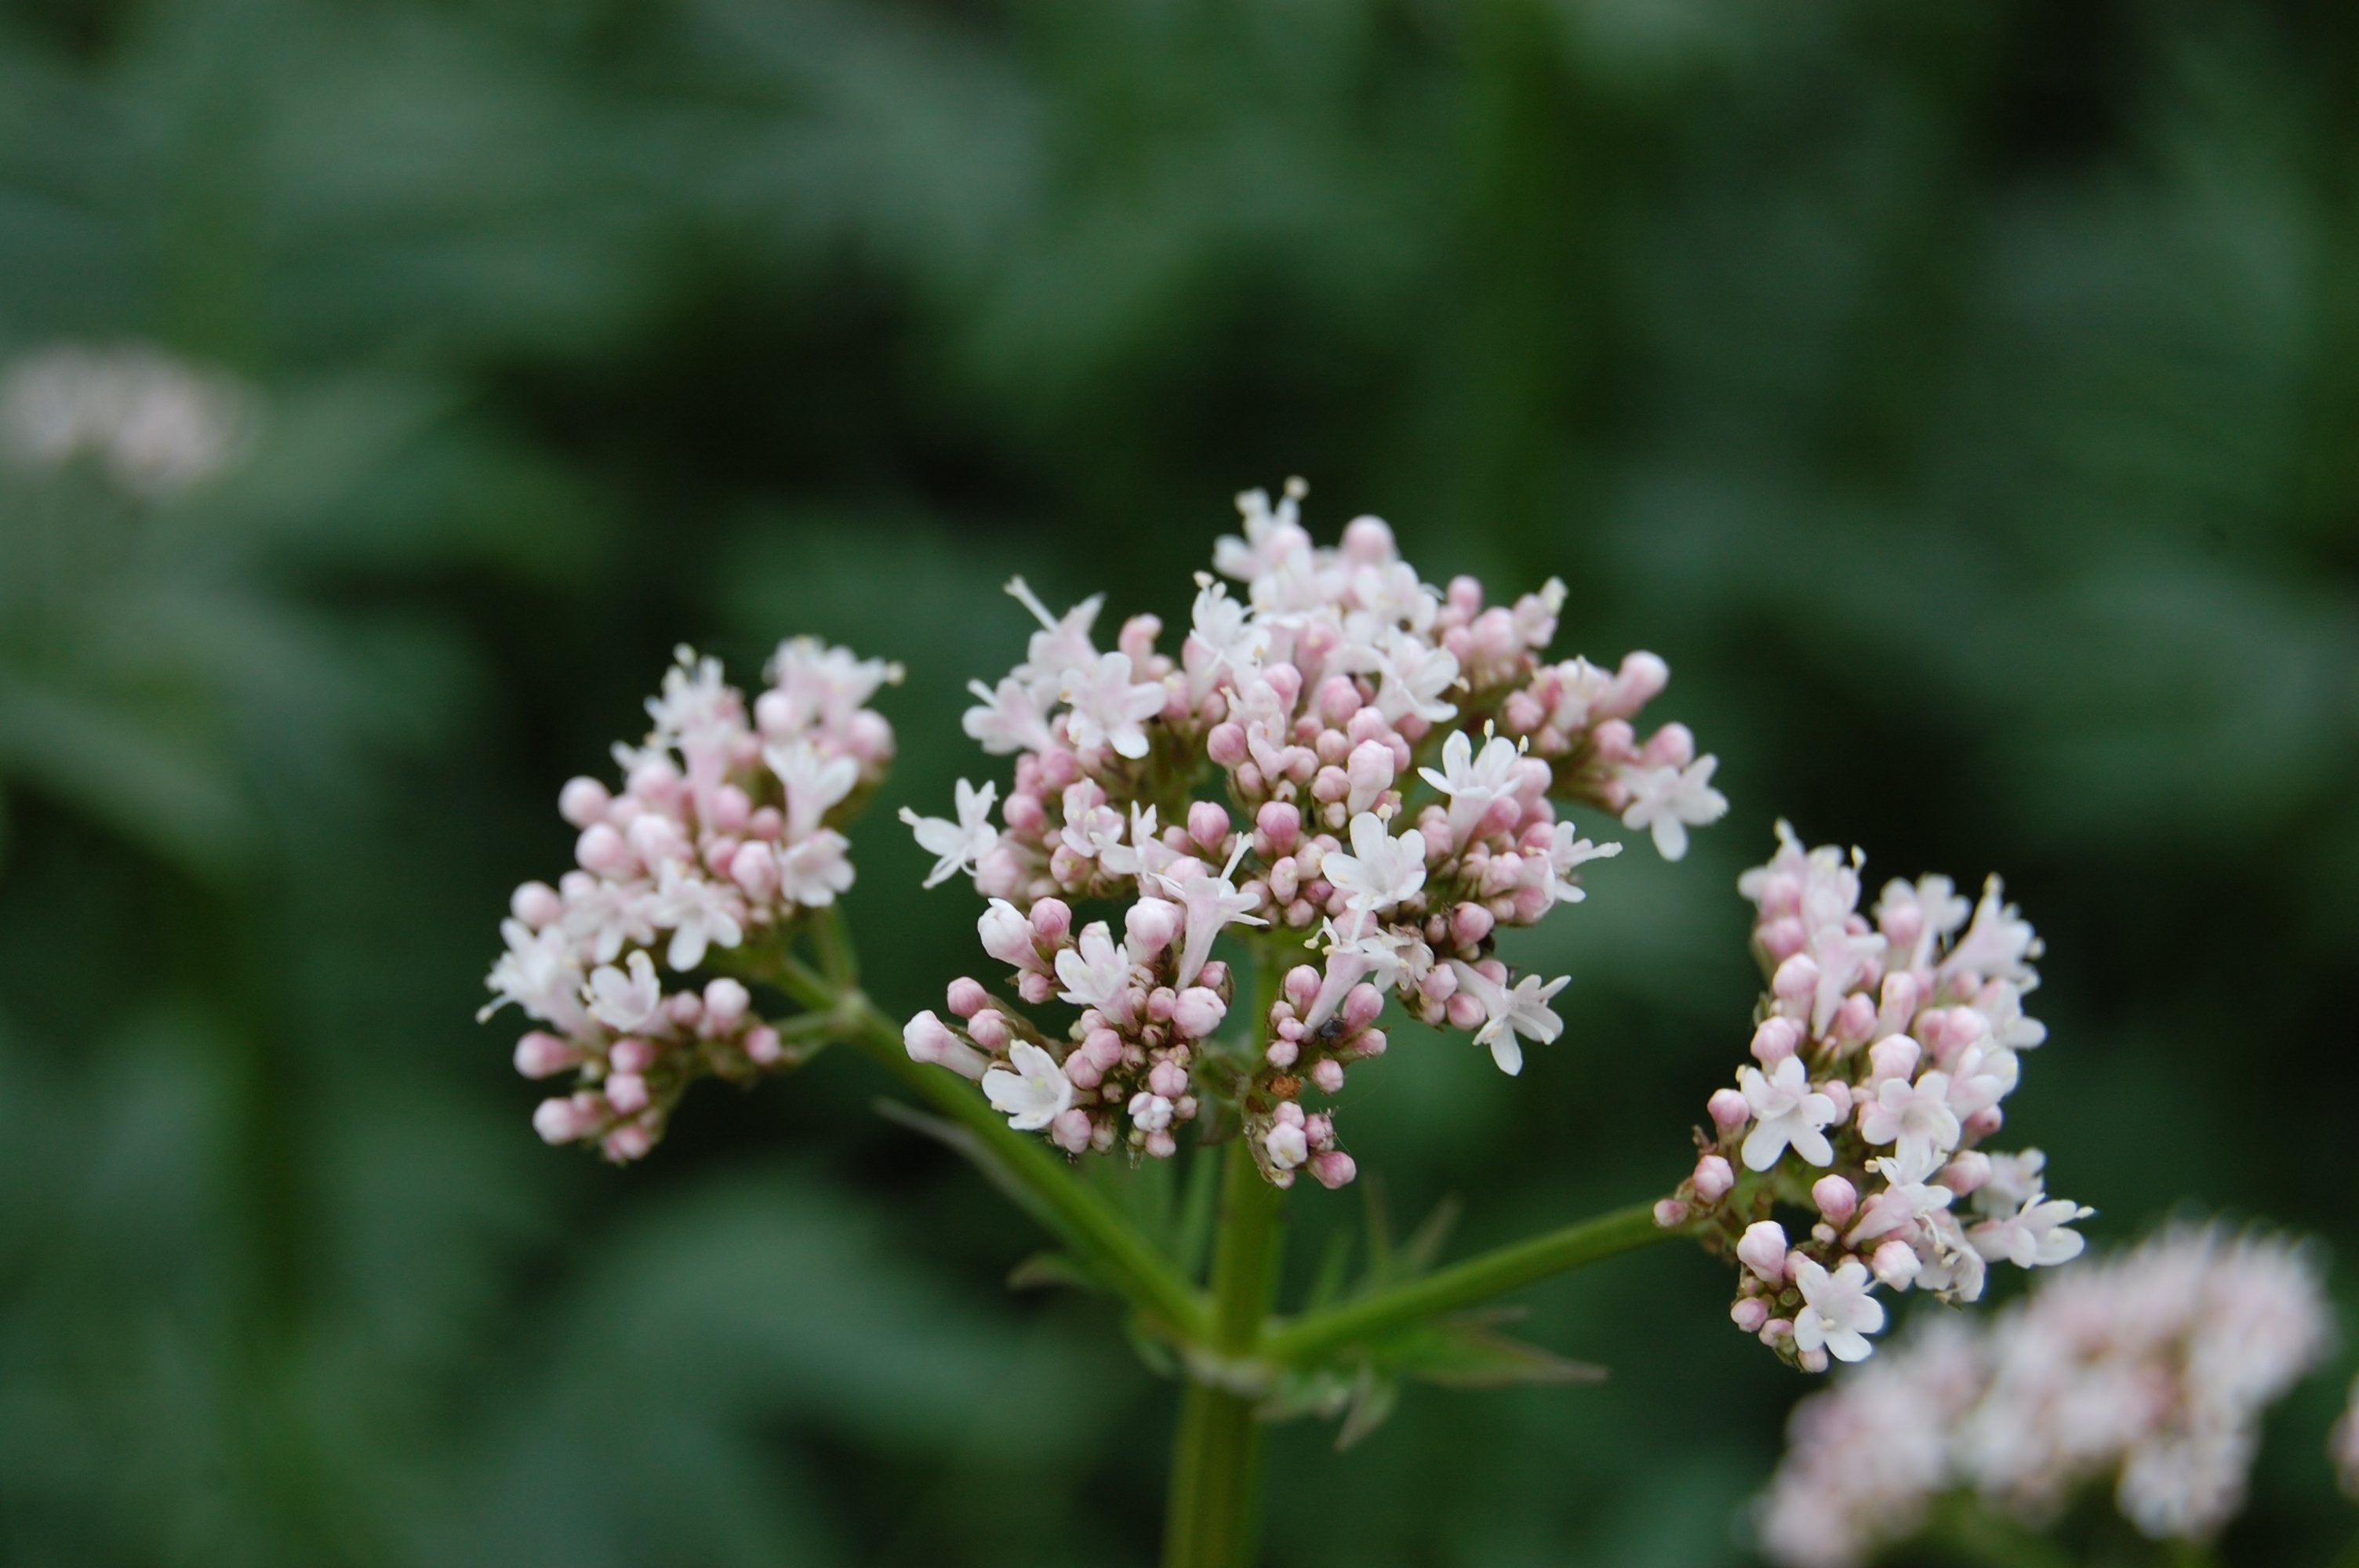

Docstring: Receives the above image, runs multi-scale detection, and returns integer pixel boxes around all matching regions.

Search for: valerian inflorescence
[1660,824,2093,1370]
[480,641,899,1159]
[896,481,1727,1187]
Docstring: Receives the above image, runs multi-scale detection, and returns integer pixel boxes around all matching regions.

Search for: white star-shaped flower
[1061,652,1167,760]
[983,1040,1074,1132]
[1618,754,1728,861]
[1791,1257,1885,1363]
[900,778,999,890]
[585,949,664,1033]
[1418,729,1525,844]
[1325,811,1428,915]
[1736,1055,1838,1171]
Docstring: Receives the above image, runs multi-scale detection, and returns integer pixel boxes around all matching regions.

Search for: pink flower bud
[1284,965,1321,1014]
[1030,898,1072,942]
[1797,1347,1829,1374]
[605,1073,650,1113]
[602,1121,656,1162]
[1607,651,1669,715]
[1449,902,1496,949]
[1760,1317,1795,1349]
[1771,954,1820,1014]
[1310,1150,1358,1189]
[610,1036,658,1074]
[743,1026,783,1065]
[533,1094,598,1144]
[1731,1298,1770,1334]
[1830,992,1878,1044]
[1310,1058,1345,1093]
[1187,800,1230,852]
[748,805,783,840]
[1692,1154,1735,1202]
[1737,1221,1790,1283]
[1820,1080,1852,1119]
[1206,722,1248,765]
[1353,1029,1386,1058]
[1938,1150,1992,1195]
[1867,1033,1922,1083]
[558,777,613,829]
[1872,1239,1921,1288]
[1653,1198,1690,1228]
[903,1011,988,1080]
[731,843,781,899]
[1172,986,1227,1039]
[1342,983,1385,1032]
[968,1010,1014,1051]
[1266,1038,1300,1069]
[576,822,634,877]
[1126,898,1182,960]
[1812,1175,1859,1224]
[1256,800,1301,855]
[1707,1087,1751,1132]
[513,1032,580,1079]
[1750,1017,1801,1064]
[703,978,750,1030]
[946,977,990,1018]
[1445,993,1486,1030]
[1050,1108,1092,1153]
[510,880,563,928]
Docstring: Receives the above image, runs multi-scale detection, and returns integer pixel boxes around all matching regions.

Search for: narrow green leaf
[1334,1362,1398,1452]
[1005,1251,1102,1294]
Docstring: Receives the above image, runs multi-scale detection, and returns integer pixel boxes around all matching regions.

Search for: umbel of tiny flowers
[1657,823,2092,1370]
[1754,1224,2335,1567]
[896,479,1726,1186]
[480,641,899,1160]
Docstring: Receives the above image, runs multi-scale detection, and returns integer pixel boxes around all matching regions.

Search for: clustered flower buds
[1755,1226,2334,1566]
[481,642,898,1159]
[0,341,253,499]
[1660,823,2090,1368]
[901,481,1725,1185]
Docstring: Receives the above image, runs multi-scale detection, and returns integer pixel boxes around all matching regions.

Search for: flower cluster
[0,342,253,499]
[1659,824,2090,1368]
[481,643,897,1159]
[901,481,1725,1185]
[1755,1226,2334,1566]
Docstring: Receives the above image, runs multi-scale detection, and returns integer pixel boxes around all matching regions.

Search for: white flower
[1943,875,2041,984]
[1367,630,1459,724]
[1155,840,1267,987]
[768,637,901,730]
[480,917,589,1033]
[1972,1149,2049,1218]
[650,863,746,970]
[1448,962,1569,1076]
[1417,729,1525,844]
[776,829,856,906]
[1791,1257,1885,1363]
[1737,1055,1839,1171]
[1618,754,1728,861]
[962,675,1058,755]
[1127,1091,1176,1133]
[1263,1119,1310,1170]
[644,647,741,760]
[1189,575,1269,680]
[1304,912,1416,1029]
[1874,873,1971,973]
[1849,1156,1957,1245]
[983,1040,1074,1131]
[1324,811,1428,914]
[585,949,664,1033]
[900,778,1000,889]
[1968,1192,2094,1269]
[559,877,656,964]
[765,739,860,839]
[1060,652,1167,759]
[1004,576,1104,691]
[1541,820,1621,906]
[1059,784,1129,866]
[1053,921,1134,1012]
[1859,1072,1963,1178]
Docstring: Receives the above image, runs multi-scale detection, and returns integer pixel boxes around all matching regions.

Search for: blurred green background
[2,1,2355,1564]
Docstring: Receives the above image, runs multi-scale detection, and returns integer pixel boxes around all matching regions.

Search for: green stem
[1263,1200,1672,1363]
[776,956,1209,1341]
[1163,1136,1288,1568]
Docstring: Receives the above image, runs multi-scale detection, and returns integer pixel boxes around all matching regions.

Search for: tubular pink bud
[1206,722,1248,765]
[743,1025,783,1065]
[1737,1221,1790,1283]
[946,977,990,1018]
[576,823,634,877]
[513,1032,580,1079]
[1812,1175,1859,1224]
[1692,1154,1735,1203]
[1750,1016,1801,1064]
[509,881,563,928]
[1310,1150,1358,1189]
[703,978,750,1030]
[1731,1298,1770,1334]
[1449,902,1496,948]
[1653,1198,1690,1228]
[558,776,612,829]
[1310,1058,1345,1093]
[1172,987,1227,1040]
[1187,800,1231,852]
[1707,1087,1751,1131]
[1030,898,1072,942]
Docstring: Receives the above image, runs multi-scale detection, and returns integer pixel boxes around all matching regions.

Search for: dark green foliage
[0,0,2353,1563]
